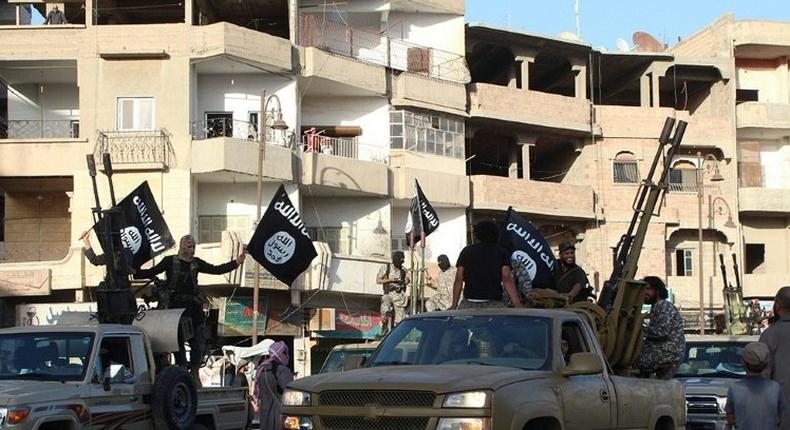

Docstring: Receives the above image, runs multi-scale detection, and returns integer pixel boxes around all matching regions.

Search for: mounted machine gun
[721,253,748,334]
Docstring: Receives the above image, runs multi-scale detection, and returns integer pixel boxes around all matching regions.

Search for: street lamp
[709,196,736,229]
[697,151,724,334]
[252,90,288,344]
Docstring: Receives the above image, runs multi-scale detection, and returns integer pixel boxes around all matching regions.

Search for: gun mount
[87,153,138,324]
[721,253,749,334]
[564,117,687,374]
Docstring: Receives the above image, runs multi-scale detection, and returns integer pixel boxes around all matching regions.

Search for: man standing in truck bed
[135,234,245,380]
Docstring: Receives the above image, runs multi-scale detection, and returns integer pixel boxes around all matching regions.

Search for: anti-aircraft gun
[86,153,139,324]
[721,253,749,334]
[570,117,687,373]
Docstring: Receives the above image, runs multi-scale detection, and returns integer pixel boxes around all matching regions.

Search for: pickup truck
[674,335,757,430]
[281,308,686,430]
[319,342,380,374]
[0,322,250,429]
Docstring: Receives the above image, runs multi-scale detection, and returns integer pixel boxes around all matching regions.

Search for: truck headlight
[436,417,491,430]
[443,391,490,408]
[282,390,312,406]
[716,397,727,414]
[7,407,30,425]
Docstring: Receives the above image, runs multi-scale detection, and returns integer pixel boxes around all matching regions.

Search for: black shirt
[455,242,510,300]
[134,255,238,301]
[553,261,589,302]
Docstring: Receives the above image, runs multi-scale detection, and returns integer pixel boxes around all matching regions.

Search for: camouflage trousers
[458,299,507,310]
[380,291,408,326]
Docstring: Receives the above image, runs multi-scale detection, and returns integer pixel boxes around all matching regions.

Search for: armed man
[134,234,246,381]
[553,241,591,303]
[377,251,410,335]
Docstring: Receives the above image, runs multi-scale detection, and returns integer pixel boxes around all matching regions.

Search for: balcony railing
[668,182,699,193]
[299,15,471,84]
[301,133,388,164]
[95,129,173,166]
[191,118,297,149]
[1,120,79,139]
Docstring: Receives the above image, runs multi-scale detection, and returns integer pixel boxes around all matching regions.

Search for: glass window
[117,97,155,131]
[0,332,94,382]
[613,152,639,184]
[675,342,749,378]
[676,249,694,276]
[389,109,465,159]
[306,227,350,254]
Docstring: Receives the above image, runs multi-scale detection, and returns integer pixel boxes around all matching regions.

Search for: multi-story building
[0,0,468,375]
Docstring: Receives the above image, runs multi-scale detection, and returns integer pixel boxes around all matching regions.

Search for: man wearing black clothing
[450,221,522,309]
[134,234,245,378]
[553,241,590,303]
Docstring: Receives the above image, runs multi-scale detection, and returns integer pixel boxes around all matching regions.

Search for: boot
[189,365,203,388]
[380,319,390,337]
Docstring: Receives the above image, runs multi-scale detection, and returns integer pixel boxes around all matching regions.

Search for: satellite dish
[558,31,580,41]
[616,38,630,52]
[633,31,665,52]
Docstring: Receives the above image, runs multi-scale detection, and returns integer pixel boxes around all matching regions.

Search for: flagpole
[252,89,267,345]
[420,239,426,314]
[410,242,417,316]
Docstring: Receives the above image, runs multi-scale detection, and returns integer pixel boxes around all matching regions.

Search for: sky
[466,0,790,51]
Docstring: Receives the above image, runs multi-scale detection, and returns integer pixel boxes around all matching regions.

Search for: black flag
[248,184,317,286]
[500,207,556,289]
[404,179,439,248]
[93,181,174,269]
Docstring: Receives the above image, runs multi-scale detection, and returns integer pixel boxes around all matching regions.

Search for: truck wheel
[152,366,198,430]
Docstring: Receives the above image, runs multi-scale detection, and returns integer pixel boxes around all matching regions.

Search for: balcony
[743,273,790,297]
[325,255,390,296]
[301,47,386,96]
[300,134,389,197]
[190,119,297,182]
[739,188,790,215]
[391,72,467,116]
[0,120,84,176]
[737,102,790,135]
[470,175,596,221]
[390,150,469,207]
[94,129,173,170]
[391,0,464,14]
[468,83,593,134]
[190,22,293,72]
[596,106,733,144]
[0,247,83,294]
[299,15,470,84]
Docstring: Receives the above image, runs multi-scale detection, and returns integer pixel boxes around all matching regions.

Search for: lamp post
[252,89,289,345]
[697,151,724,334]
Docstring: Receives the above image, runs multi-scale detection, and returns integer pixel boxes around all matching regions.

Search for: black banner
[94,181,174,269]
[500,207,556,290]
[404,179,439,246]
[248,184,317,286]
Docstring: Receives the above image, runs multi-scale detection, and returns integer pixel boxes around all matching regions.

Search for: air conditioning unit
[407,47,431,73]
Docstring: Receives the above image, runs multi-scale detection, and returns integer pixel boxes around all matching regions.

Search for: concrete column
[640,73,652,107]
[516,134,537,180]
[778,56,789,104]
[84,0,94,25]
[573,64,587,99]
[651,72,661,109]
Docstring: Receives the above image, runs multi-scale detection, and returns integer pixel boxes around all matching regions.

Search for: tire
[152,366,198,430]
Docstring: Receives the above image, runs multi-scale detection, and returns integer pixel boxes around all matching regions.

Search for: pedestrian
[44,5,67,24]
[553,241,591,303]
[450,220,522,310]
[760,286,790,430]
[253,341,293,430]
[377,251,410,335]
[725,342,785,430]
[134,234,246,381]
[425,254,455,312]
[634,276,685,380]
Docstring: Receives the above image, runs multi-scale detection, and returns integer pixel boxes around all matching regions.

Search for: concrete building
[0,0,468,375]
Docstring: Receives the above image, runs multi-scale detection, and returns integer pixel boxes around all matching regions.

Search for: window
[676,249,694,276]
[736,89,759,104]
[669,160,698,192]
[613,152,639,183]
[117,97,155,130]
[745,244,765,274]
[561,322,590,364]
[306,227,350,255]
[93,336,135,384]
[205,112,233,138]
[198,215,249,244]
[390,110,464,159]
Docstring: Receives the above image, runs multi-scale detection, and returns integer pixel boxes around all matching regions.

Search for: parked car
[319,342,380,373]
[675,335,758,430]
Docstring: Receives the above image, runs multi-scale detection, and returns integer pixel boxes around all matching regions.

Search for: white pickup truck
[0,323,249,430]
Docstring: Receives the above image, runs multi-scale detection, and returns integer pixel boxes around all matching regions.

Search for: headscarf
[254,341,290,402]
[178,235,196,261]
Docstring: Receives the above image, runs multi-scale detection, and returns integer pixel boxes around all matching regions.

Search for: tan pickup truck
[281,308,685,430]
[0,323,249,430]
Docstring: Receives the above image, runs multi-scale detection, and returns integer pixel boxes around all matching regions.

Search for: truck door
[557,321,613,430]
[86,334,152,429]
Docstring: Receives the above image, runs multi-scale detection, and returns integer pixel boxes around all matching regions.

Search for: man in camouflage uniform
[426,255,455,312]
[377,251,410,335]
[635,276,686,380]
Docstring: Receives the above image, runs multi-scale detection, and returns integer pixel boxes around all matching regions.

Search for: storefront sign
[0,269,51,297]
[16,302,95,326]
[314,310,381,340]
[219,296,269,336]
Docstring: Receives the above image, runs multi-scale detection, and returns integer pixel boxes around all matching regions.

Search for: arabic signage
[219,296,269,336]
[313,310,382,340]
[16,302,95,326]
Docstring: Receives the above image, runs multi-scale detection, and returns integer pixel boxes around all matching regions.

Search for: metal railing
[668,182,699,193]
[301,133,388,164]
[95,129,173,166]
[299,15,471,84]
[191,118,297,149]
[1,119,79,139]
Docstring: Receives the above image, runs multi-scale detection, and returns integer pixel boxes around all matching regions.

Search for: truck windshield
[320,348,376,373]
[0,332,95,382]
[368,315,551,370]
[675,342,748,378]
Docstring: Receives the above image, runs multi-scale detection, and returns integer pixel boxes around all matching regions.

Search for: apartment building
[465,23,738,327]
[0,0,469,375]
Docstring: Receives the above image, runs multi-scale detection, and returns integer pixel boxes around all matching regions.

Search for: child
[725,342,785,430]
